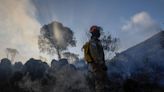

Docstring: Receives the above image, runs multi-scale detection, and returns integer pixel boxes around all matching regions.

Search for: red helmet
[90,25,101,33]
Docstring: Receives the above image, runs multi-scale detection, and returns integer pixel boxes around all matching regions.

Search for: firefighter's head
[90,25,102,38]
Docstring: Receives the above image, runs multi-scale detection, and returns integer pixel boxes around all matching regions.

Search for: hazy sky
[0,0,164,63]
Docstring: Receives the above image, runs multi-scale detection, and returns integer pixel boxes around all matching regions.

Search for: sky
[0,0,164,64]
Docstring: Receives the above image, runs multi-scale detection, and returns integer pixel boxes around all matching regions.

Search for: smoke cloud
[52,22,76,48]
[0,0,41,62]
[120,11,161,51]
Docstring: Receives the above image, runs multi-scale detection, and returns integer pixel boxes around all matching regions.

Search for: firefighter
[83,25,108,92]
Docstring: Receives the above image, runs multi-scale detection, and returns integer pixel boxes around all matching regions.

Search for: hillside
[108,31,164,88]
[121,31,164,62]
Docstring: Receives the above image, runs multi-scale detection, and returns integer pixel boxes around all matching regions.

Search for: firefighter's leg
[94,69,108,92]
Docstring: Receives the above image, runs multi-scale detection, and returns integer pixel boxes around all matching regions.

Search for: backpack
[82,42,93,63]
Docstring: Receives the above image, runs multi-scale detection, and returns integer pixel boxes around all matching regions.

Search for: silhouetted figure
[83,25,108,92]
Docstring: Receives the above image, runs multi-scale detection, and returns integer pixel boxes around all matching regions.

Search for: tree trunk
[56,48,61,60]
[6,52,9,58]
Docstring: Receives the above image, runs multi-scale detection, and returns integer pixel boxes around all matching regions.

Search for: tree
[101,32,120,52]
[100,31,120,60]
[38,21,76,60]
[62,52,79,64]
[5,48,19,62]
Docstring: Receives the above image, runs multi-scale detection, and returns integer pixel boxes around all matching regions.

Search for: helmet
[90,25,101,33]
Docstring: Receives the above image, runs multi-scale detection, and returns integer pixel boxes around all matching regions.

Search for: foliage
[5,48,19,62]
[62,52,79,63]
[38,21,76,59]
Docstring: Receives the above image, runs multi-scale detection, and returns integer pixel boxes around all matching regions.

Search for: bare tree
[38,21,76,60]
[101,32,120,52]
[62,52,79,64]
[5,48,19,62]
[100,31,120,60]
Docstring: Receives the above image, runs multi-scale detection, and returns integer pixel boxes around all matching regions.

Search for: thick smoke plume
[0,0,41,62]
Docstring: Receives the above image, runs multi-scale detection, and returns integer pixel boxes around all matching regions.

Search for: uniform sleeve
[89,42,101,63]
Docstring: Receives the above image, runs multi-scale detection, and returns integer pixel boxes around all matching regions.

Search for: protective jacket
[89,36,105,64]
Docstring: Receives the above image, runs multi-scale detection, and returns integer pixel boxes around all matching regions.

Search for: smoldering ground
[0,58,91,92]
[0,56,164,92]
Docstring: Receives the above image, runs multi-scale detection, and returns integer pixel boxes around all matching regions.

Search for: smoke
[0,0,41,62]
[51,22,76,49]
[120,11,161,51]
[52,64,90,92]
[19,75,42,92]
[0,57,164,92]
[6,48,19,63]
[62,52,79,64]
[53,22,64,46]
[122,12,160,32]
[0,58,91,92]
